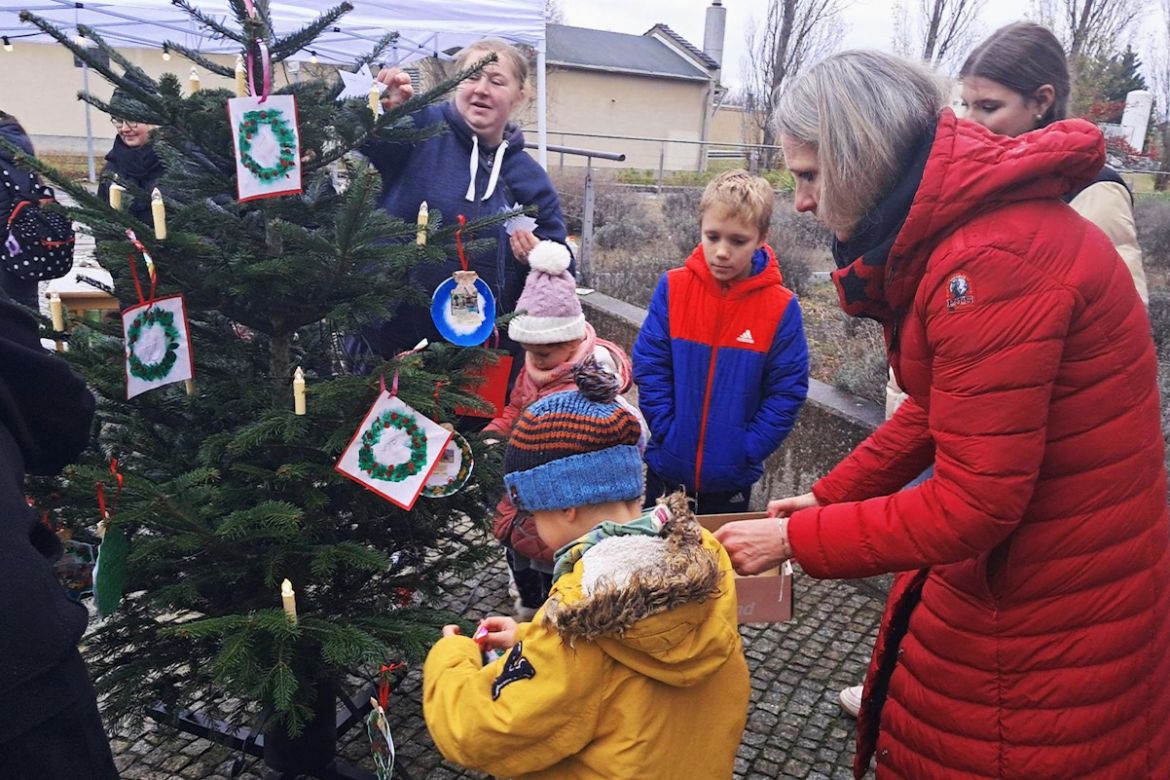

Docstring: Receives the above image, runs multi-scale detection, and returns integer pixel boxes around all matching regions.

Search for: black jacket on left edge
[0,291,96,742]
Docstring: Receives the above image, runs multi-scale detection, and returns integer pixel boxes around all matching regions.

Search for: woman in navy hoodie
[364,39,570,357]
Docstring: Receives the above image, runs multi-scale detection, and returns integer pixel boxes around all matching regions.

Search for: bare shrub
[829,317,888,404]
[549,170,661,250]
[1134,195,1170,272]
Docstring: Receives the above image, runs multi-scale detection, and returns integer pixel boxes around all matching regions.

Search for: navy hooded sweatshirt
[362,101,568,355]
[0,291,96,742]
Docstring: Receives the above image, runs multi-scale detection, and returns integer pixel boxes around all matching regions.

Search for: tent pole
[536,43,547,170]
[82,60,96,183]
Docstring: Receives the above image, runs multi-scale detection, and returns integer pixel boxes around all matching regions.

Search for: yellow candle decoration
[281,578,297,622]
[49,291,64,331]
[416,200,428,246]
[151,188,167,241]
[368,82,381,117]
[235,54,247,98]
[185,379,195,396]
[188,67,201,94]
[108,180,125,211]
[49,292,65,352]
[293,366,306,415]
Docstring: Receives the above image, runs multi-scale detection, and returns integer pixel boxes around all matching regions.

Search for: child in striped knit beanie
[486,243,645,620]
[423,358,749,779]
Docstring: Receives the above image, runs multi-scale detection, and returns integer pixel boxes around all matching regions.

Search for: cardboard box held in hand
[699,511,794,624]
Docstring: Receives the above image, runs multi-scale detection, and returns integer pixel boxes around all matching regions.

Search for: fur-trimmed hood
[541,494,741,687]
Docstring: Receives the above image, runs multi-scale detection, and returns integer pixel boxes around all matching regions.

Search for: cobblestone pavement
[103,536,885,780]
[66,197,885,778]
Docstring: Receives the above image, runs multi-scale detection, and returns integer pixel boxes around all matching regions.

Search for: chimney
[703,0,726,69]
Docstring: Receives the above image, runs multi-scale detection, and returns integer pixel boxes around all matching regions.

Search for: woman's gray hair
[775,50,948,235]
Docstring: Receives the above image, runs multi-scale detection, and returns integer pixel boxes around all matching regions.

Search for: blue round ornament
[431,272,496,347]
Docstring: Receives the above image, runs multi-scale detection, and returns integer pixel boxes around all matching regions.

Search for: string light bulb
[309,50,318,64]
[161,43,171,61]
[2,36,12,53]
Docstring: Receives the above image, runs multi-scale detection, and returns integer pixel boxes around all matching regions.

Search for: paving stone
[103,527,887,778]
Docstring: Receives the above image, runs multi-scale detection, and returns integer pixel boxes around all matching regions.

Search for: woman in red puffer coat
[716,50,1170,779]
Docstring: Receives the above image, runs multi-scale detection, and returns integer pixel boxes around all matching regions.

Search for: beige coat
[1069,179,1149,304]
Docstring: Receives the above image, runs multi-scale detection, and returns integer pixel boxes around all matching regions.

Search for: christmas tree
[15,0,510,748]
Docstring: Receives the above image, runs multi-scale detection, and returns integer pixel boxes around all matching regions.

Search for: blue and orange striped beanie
[503,358,644,512]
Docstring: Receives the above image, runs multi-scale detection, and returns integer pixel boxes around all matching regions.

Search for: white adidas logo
[736,329,755,345]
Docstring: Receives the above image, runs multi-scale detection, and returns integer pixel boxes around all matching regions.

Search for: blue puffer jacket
[633,244,808,493]
[362,102,568,355]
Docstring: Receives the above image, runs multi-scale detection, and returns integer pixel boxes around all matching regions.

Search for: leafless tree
[892,0,988,70]
[1029,0,1143,92]
[545,0,565,25]
[741,0,848,166]
[1150,0,1170,188]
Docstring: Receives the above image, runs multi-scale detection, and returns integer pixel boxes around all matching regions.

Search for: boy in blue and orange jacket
[633,169,809,513]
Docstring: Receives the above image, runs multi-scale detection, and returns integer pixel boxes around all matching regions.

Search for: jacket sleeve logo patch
[946,273,975,311]
[491,642,536,700]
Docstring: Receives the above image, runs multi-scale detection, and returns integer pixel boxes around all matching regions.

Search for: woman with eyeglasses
[97,90,163,228]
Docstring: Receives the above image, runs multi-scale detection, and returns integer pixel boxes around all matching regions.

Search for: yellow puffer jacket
[423,500,749,779]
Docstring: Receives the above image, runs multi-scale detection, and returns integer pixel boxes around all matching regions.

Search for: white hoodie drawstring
[464,136,509,202]
[481,140,508,201]
[465,134,479,201]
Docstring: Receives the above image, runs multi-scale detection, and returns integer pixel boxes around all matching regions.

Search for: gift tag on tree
[123,294,195,399]
[336,388,453,510]
[431,216,496,346]
[422,432,474,498]
[229,94,303,201]
[93,524,129,618]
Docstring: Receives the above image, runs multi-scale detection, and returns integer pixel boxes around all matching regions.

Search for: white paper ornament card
[228,94,303,202]
[335,393,453,510]
[122,294,194,399]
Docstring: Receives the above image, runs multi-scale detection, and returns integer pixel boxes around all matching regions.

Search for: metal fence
[531,129,784,185]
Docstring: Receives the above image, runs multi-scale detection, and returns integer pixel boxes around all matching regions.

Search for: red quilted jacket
[788,111,1170,778]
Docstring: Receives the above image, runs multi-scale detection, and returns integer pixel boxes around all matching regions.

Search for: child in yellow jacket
[423,359,749,779]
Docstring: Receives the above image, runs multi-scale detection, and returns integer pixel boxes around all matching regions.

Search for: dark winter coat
[97,136,164,227]
[786,110,1170,778]
[633,244,808,493]
[0,116,38,307]
[0,292,96,742]
[361,101,568,355]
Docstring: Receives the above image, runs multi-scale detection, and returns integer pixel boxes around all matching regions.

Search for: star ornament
[337,62,386,102]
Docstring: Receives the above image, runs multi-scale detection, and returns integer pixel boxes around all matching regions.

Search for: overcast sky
[560,0,1165,93]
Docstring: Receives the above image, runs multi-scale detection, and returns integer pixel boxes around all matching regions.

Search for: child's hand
[474,616,519,650]
[441,624,462,638]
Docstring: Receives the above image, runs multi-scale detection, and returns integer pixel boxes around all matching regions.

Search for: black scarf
[830,124,937,323]
[104,136,163,189]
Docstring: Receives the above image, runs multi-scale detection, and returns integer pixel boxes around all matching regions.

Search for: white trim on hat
[509,313,587,345]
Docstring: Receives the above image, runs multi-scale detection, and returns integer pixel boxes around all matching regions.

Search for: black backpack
[1,157,75,282]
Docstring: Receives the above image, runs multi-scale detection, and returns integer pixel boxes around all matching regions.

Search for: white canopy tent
[0,0,549,167]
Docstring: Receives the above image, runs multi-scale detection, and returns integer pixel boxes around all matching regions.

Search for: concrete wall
[579,290,884,511]
[709,104,764,146]
[539,67,709,172]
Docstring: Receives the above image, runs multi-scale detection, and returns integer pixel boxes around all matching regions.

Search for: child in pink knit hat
[486,241,646,619]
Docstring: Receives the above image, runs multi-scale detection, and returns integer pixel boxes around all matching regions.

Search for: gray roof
[645,23,721,71]
[546,24,711,82]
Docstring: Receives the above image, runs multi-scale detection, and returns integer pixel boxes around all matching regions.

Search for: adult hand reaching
[509,229,539,265]
[376,66,414,111]
[713,517,793,576]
